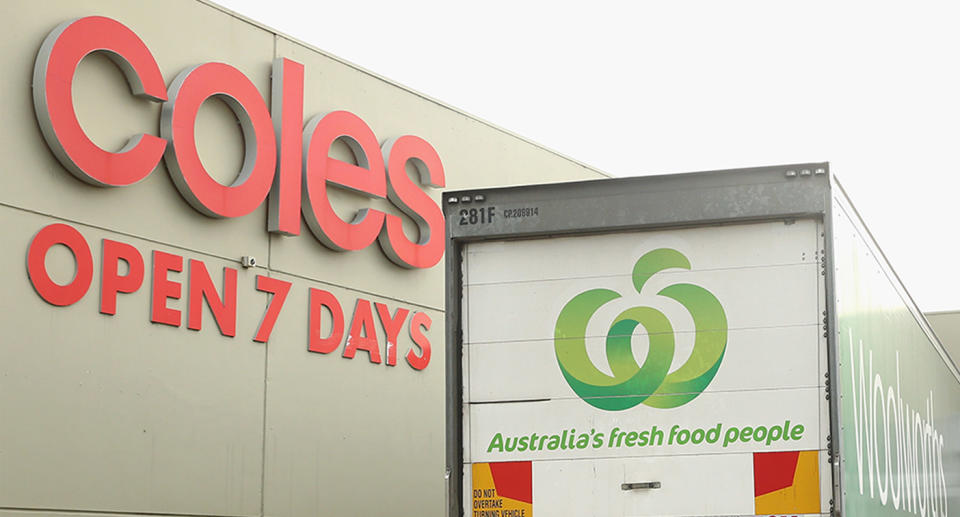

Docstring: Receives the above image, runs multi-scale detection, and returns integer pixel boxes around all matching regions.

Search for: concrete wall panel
[260,273,445,516]
[0,207,266,515]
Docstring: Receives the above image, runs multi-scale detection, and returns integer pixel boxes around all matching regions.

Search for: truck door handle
[621,481,661,490]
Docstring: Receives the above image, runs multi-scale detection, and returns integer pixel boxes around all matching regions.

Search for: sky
[216,0,960,312]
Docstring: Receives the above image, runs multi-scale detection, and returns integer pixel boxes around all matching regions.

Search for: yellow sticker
[754,450,820,514]
[472,462,533,517]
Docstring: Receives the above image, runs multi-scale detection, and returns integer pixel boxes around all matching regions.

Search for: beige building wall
[0,1,607,516]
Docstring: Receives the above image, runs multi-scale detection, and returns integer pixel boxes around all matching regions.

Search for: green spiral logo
[554,248,727,411]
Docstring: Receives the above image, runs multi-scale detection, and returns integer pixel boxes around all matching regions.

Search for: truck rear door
[459,219,832,517]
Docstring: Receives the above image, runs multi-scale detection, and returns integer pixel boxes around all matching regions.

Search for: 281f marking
[459,207,496,226]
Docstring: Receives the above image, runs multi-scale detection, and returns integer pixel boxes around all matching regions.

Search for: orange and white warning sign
[472,461,533,517]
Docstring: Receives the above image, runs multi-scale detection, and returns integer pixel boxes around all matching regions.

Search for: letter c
[33,16,168,186]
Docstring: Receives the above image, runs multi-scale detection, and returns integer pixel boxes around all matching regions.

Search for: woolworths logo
[554,248,727,411]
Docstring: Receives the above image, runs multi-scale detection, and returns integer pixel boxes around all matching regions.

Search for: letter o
[162,62,276,218]
[873,375,890,503]
[753,426,768,443]
[691,428,705,444]
[27,223,94,306]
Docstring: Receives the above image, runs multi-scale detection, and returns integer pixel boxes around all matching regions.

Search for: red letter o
[162,62,276,218]
[27,223,94,307]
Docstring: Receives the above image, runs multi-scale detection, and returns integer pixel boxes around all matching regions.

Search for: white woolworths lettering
[33,16,445,269]
[847,330,949,517]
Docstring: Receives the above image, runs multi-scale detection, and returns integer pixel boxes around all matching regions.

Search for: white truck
[443,163,959,517]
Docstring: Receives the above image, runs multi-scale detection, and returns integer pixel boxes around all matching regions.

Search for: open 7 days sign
[23,16,444,371]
